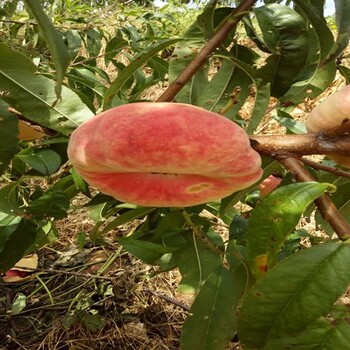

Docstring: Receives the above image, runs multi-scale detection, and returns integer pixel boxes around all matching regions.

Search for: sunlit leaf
[24,0,70,99]
[181,266,239,350]
[246,182,330,276]
[238,242,350,348]
[0,43,94,135]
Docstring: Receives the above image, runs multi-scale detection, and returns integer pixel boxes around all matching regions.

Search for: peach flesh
[68,103,263,207]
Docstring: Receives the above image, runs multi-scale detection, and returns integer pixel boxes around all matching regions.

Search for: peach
[67,103,263,207]
[306,85,350,168]
[259,175,282,198]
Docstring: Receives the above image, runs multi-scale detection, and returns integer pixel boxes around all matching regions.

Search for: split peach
[67,103,263,207]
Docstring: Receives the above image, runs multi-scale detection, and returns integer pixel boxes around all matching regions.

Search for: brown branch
[156,0,258,102]
[301,157,350,179]
[250,133,350,157]
[276,156,350,241]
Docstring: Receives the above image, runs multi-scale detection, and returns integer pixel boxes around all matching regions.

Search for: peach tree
[1,0,350,348]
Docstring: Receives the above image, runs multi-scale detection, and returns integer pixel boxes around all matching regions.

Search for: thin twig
[156,0,258,102]
[145,289,190,311]
[301,157,350,179]
[276,155,350,241]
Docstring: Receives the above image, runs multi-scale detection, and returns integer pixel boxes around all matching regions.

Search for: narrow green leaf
[324,0,350,63]
[99,208,155,235]
[273,109,307,134]
[263,308,350,350]
[238,242,350,348]
[255,4,309,97]
[181,266,239,350]
[293,0,334,60]
[24,0,70,99]
[246,182,330,276]
[0,100,18,174]
[168,20,207,104]
[246,82,270,133]
[103,38,181,109]
[339,65,350,85]
[0,43,94,135]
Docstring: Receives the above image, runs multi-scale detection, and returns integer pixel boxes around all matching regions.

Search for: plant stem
[156,0,258,102]
[250,133,350,157]
[301,157,350,179]
[276,155,350,241]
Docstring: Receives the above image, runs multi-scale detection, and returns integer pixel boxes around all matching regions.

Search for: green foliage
[238,242,350,348]
[1,1,350,349]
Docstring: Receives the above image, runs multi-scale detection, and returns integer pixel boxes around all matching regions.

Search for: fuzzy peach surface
[306,85,350,168]
[67,103,263,207]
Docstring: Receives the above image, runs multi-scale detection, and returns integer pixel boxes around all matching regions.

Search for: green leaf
[315,181,350,234]
[177,227,223,295]
[339,65,350,85]
[196,46,260,120]
[280,60,336,106]
[246,82,271,133]
[0,219,39,273]
[11,293,27,315]
[238,242,350,348]
[26,189,70,219]
[17,149,61,176]
[293,0,334,60]
[99,208,155,235]
[119,237,176,265]
[0,100,18,174]
[83,312,105,333]
[24,0,70,99]
[255,4,309,97]
[263,308,350,349]
[273,109,307,134]
[71,168,91,197]
[0,213,22,253]
[168,19,208,105]
[246,182,330,276]
[0,182,24,216]
[180,266,239,350]
[324,0,350,63]
[0,43,94,135]
[84,28,103,57]
[103,38,181,109]
[65,29,83,60]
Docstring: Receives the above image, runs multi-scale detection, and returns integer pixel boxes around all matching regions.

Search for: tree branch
[250,133,350,157]
[276,156,350,241]
[301,157,350,179]
[156,0,258,102]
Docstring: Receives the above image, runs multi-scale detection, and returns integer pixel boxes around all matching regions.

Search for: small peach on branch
[68,103,262,207]
[306,84,350,168]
